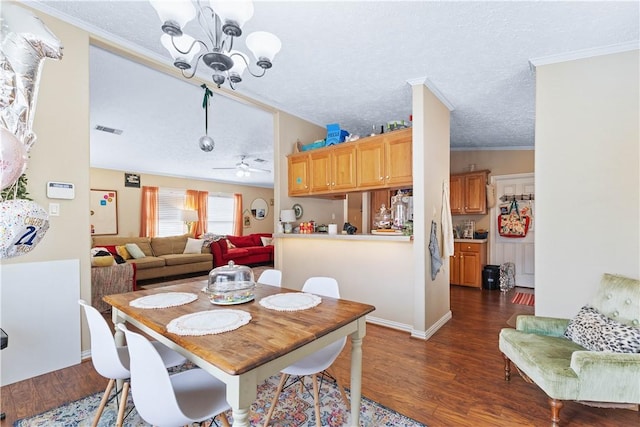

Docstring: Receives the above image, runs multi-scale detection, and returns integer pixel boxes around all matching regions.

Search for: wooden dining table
[104,280,375,427]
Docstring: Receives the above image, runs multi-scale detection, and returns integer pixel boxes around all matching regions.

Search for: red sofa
[209,233,274,267]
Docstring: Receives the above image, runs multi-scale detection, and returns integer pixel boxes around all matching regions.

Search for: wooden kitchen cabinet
[356,128,412,190]
[309,145,356,194]
[450,241,487,288]
[450,170,489,215]
[288,128,412,197]
[288,154,310,195]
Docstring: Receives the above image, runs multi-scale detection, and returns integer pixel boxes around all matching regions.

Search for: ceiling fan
[212,155,271,177]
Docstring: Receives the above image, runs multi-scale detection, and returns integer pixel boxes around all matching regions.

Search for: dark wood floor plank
[1,285,638,426]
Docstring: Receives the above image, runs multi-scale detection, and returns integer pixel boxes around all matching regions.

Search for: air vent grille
[95,125,123,135]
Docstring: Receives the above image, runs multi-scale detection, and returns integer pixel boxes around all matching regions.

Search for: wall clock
[292,203,303,219]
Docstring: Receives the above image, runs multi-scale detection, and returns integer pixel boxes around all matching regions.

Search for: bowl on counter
[474,231,488,239]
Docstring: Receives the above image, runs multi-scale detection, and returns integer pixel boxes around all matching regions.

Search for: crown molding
[529,41,639,69]
[407,76,455,111]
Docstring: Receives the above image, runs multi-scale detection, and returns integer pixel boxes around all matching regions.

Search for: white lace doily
[167,309,251,336]
[129,292,198,309]
[259,292,322,312]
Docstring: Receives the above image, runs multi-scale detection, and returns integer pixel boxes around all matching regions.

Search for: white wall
[535,49,639,318]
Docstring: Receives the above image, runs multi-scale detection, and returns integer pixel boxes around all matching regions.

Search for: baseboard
[411,310,452,340]
[365,315,412,333]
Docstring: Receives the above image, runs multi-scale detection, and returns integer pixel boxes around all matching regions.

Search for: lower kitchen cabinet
[450,240,487,288]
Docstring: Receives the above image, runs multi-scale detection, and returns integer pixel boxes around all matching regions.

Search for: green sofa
[499,273,640,425]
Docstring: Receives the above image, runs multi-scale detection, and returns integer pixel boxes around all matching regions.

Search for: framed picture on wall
[244,215,251,228]
[90,189,118,235]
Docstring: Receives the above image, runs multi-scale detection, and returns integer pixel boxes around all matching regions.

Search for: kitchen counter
[274,233,412,242]
[454,238,488,243]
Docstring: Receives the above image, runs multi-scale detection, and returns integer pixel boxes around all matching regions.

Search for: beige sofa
[92,234,213,281]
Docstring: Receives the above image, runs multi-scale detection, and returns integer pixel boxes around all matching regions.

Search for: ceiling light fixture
[150,0,281,90]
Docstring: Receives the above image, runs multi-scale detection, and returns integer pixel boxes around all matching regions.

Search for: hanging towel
[441,181,454,257]
[429,221,443,280]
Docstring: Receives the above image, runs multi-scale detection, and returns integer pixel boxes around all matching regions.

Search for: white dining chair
[257,268,282,287]
[117,324,231,427]
[263,277,350,427]
[78,300,186,427]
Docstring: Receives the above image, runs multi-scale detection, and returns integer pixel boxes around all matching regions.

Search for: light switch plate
[49,203,60,216]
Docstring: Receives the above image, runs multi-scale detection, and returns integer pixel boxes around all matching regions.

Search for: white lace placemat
[167,310,251,336]
[129,292,198,309]
[259,292,322,312]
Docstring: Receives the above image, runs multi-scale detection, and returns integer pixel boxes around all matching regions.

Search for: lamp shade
[246,31,281,62]
[181,209,199,222]
[229,50,249,76]
[210,0,254,28]
[150,0,196,29]
[280,209,296,223]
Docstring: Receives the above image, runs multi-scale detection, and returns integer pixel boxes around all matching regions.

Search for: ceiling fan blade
[246,167,271,173]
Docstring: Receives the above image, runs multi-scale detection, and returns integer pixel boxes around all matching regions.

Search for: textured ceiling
[24,1,640,187]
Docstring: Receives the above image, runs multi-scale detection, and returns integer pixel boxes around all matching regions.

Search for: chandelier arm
[171,36,208,57]
[229,52,267,78]
[180,52,207,79]
[196,1,219,49]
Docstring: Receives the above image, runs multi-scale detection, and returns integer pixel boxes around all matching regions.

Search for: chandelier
[149,0,281,89]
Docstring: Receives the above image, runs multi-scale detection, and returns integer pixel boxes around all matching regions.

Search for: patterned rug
[14,372,425,427]
[511,292,535,306]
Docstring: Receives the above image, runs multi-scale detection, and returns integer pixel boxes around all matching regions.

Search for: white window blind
[158,188,187,237]
[208,194,234,235]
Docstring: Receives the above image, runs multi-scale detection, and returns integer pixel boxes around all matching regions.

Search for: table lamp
[280,209,296,234]
[180,209,199,234]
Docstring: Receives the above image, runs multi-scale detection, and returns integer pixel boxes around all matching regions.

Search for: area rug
[511,292,535,306]
[14,373,424,427]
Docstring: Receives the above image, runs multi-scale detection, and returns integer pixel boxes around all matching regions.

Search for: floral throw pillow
[564,305,640,353]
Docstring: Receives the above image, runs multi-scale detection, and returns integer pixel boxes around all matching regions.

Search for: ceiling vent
[254,158,266,163]
[95,125,123,135]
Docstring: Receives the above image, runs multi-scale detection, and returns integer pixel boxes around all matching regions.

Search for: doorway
[489,173,535,288]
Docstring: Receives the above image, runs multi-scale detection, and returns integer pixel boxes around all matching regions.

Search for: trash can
[482,265,501,290]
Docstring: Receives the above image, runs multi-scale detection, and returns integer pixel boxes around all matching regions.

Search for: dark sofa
[209,233,273,267]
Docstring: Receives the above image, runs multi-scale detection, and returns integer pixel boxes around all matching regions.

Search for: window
[158,188,187,237]
[207,194,234,235]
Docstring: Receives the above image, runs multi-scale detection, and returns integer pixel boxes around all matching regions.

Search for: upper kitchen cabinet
[450,170,489,215]
[309,144,357,194]
[356,128,412,190]
[288,154,310,196]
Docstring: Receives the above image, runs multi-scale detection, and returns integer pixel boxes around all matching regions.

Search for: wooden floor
[1,285,638,426]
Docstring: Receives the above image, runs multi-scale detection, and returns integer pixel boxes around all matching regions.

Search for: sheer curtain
[140,186,158,237]
[196,190,208,237]
[185,190,198,237]
[233,193,243,236]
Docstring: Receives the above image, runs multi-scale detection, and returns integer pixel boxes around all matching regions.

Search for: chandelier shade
[149,0,281,89]
[149,0,196,36]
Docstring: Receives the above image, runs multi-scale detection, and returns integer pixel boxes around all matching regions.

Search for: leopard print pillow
[564,305,640,353]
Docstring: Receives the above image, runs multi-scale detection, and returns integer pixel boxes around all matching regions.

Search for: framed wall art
[90,189,118,235]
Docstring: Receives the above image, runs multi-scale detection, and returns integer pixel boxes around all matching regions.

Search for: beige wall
[451,150,534,176]
[90,168,275,236]
[1,3,91,371]
[413,83,451,335]
[535,49,639,318]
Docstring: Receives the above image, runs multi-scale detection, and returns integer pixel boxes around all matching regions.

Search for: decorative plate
[292,203,303,219]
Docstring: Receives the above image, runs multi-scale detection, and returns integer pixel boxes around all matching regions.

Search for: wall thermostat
[47,182,75,199]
